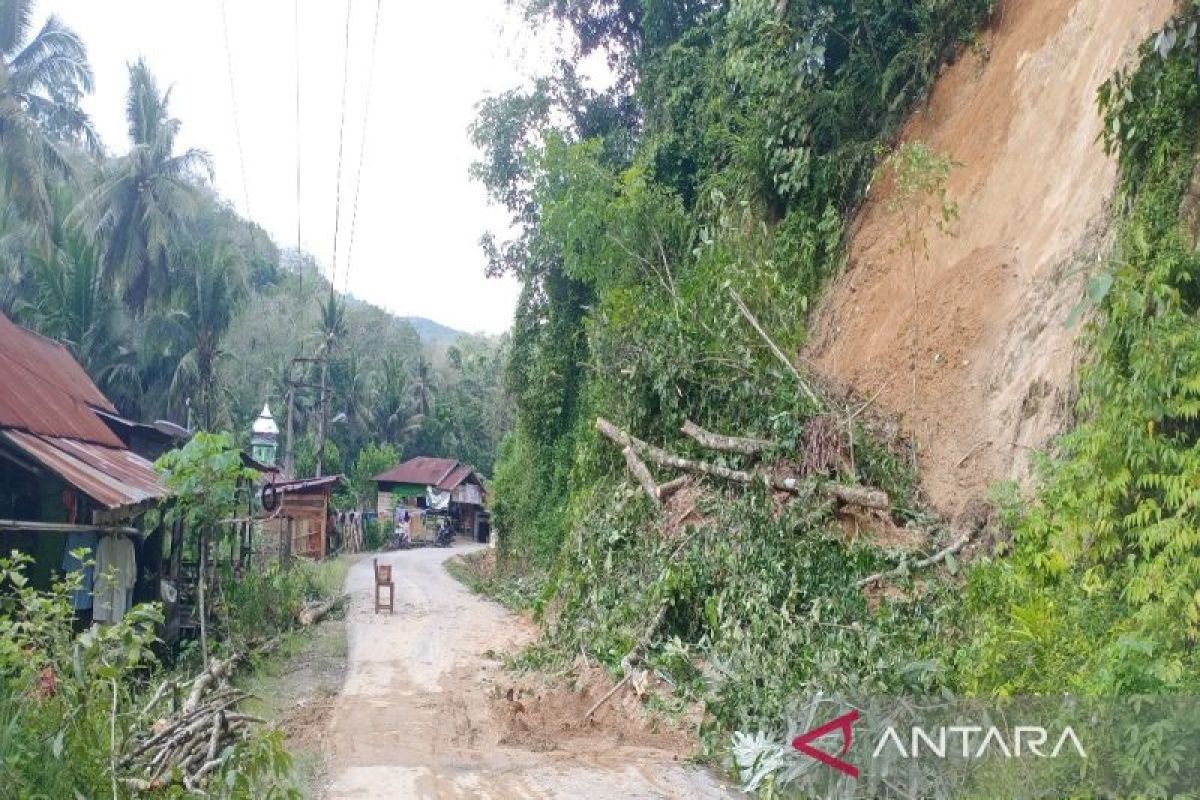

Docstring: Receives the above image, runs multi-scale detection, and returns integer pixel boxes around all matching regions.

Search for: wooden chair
[373,558,394,614]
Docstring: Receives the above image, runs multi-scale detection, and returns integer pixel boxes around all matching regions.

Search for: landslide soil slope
[809,0,1174,517]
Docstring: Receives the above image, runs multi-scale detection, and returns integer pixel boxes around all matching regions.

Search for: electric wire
[342,0,383,294]
[328,0,355,299]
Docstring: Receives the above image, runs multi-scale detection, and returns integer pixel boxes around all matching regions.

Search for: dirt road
[324,543,735,799]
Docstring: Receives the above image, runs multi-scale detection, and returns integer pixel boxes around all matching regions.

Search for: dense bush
[0,553,296,798]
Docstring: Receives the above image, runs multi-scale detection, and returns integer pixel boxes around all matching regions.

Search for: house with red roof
[0,310,172,612]
[373,456,487,542]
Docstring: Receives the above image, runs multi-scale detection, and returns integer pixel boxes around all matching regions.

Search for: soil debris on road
[324,543,734,799]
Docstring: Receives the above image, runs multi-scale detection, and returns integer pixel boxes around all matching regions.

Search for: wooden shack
[256,475,344,560]
[0,311,169,619]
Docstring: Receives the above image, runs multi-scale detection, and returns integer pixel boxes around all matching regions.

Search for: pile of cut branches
[119,596,342,792]
[121,651,262,792]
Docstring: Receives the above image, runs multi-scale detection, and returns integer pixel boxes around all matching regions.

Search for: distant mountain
[401,316,466,344]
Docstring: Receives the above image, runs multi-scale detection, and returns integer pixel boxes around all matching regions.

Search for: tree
[154,238,246,430]
[0,0,97,235]
[347,441,399,510]
[20,226,139,407]
[156,432,255,666]
[72,59,211,315]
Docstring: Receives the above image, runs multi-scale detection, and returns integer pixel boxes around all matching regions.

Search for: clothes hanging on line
[61,530,98,611]
[93,534,136,623]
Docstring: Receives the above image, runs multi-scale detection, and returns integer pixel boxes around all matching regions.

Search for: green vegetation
[0,433,350,796]
[474,0,1200,793]
[0,551,299,799]
[471,0,991,763]
[0,0,509,480]
[958,2,1200,697]
[476,0,992,570]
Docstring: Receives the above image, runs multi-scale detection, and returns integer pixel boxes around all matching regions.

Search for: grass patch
[235,555,355,797]
[445,548,543,612]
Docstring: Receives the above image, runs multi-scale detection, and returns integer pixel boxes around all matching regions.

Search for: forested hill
[222,257,510,480]
[0,50,508,487]
[472,0,1200,794]
[401,315,467,344]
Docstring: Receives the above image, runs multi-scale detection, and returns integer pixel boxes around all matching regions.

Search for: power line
[342,0,384,295]
[294,0,303,268]
[218,0,252,222]
[329,0,355,299]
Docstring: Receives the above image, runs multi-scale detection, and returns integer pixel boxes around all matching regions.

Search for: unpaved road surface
[325,544,736,799]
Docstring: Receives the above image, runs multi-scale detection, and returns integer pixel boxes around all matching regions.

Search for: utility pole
[315,351,329,477]
[284,384,296,477]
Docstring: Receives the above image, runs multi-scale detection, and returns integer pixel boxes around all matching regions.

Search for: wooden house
[255,475,344,560]
[373,457,486,541]
[0,311,168,618]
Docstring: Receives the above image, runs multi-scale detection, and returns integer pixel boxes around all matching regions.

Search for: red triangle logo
[791,709,860,778]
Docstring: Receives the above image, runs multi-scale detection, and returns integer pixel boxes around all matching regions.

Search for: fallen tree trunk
[656,476,688,501]
[596,417,889,511]
[681,420,774,456]
[298,594,343,626]
[623,446,662,509]
[857,530,971,588]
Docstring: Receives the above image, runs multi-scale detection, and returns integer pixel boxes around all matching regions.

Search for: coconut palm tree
[149,239,245,430]
[376,353,414,441]
[19,228,140,408]
[410,354,434,419]
[0,0,96,233]
[72,58,211,315]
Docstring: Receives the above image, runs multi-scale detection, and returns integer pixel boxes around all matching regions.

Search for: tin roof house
[0,311,169,606]
[373,457,487,542]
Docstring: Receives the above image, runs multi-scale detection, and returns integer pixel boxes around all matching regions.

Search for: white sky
[39,0,565,335]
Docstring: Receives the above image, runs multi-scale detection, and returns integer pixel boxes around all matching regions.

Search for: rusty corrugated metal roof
[437,464,475,491]
[0,312,122,447]
[2,430,166,510]
[373,457,482,491]
[373,456,461,486]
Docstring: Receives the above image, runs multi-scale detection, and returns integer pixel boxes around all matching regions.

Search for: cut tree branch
[623,446,662,509]
[656,476,688,501]
[729,287,822,408]
[681,420,774,456]
[857,530,971,588]
[596,417,889,510]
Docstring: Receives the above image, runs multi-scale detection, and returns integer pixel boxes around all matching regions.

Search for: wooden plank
[318,497,327,560]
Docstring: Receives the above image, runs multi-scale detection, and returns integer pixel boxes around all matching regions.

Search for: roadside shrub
[220,560,343,645]
[363,517,385,551]
[0,551,300,797]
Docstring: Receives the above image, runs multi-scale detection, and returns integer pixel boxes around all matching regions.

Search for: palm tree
[151,239,245,429]
[73,59,211,315]
[411,354,433,419]
[312,293,347,475]
[0,184,35,311]
[316,292,347,355]
[335,352,376,440]
[19,228,140,408]
[376,353,414,441]
[0,0,96,234]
